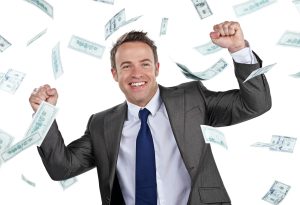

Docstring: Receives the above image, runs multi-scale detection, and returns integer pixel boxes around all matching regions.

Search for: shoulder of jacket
[91,101,127,119]
[159,81,201,90]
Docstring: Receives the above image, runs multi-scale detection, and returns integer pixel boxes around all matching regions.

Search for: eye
[142,62,150,67]
[121,64,130,70]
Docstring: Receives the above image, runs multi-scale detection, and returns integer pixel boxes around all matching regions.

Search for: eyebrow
[140,59,152,63]
[120,61,131,67]
[119,59,152,67]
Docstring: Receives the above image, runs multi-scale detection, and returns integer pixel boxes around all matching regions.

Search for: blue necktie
[135,108,157,205]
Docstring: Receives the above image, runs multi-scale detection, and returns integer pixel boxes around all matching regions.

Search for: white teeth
[131,82,145,87]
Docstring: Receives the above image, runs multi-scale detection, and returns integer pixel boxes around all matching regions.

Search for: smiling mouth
[129,81,146,87]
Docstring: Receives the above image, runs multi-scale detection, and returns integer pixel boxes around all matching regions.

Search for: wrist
[228,40,248,53]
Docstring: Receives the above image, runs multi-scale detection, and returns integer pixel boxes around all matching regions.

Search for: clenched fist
[210,21,246,53]
[29,84,58,112]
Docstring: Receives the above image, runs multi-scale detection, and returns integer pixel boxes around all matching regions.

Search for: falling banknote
[21,174,36,187]
[0,132,41,162]
[278,31,300,48]
[160,18,168,36]
[0,69,26,94]
[176,58,228,80]
[24,0,53,18]
[262,181,290,205]
[105,8,142,40]
[233,0,277,17]
[0,34,11,52]
[251,135,297,153]
[52,42,63,79]
[200,125,228,149]
[68,35,105,59]
[191,0,213,19]
[27,28,47,46]
[60,177,77,190]
[23,101,59,146]
[194,41,222,55]
[243,63,276,83]
[270,135,297,153]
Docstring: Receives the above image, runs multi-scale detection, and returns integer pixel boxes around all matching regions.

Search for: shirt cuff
[230,41,258,64]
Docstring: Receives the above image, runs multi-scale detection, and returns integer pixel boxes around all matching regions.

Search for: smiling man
[111,40,159,107]
[29,21,271,205]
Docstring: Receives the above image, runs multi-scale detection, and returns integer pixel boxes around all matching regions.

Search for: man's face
[111,41,159,107]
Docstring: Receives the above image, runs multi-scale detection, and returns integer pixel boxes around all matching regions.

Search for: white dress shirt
[116,47,257,205]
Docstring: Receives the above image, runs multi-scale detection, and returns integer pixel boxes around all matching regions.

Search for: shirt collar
[126,88,162,120]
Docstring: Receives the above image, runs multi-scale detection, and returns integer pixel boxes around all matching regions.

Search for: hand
[210,21,246,53]
[29,84,58,112]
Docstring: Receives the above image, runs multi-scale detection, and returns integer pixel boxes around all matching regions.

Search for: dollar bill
[105,9,126,40]
[200,125,228,149]
[93,0,114,4]
[0,129,14,153]
[60,177,77,190]
[24,101,58,146]
[0,132,41,162]
[0,35,11,52]
[191,0,213,19]
[243,63,276,83]
[0,69,26,94]
[262,181,290,205]
[289,71,300,78]
[176,58,228,80]
[234,0,277,17]
[251,135,296,153]
[21,174,36,187]
[270,135,297,153]
[24,0,53,18]
[105,9,142,40]
[27,28,47,46]
[52,42,63,79]
[160,18,168,36]
[194,41,222,55]
[68,35,105,59]
[278,31,300,47]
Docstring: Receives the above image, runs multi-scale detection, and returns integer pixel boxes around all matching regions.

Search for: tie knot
[139,108,150,123]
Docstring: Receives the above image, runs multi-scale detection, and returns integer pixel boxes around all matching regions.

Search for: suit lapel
[104,102,127,185]
[159,85,187,162]
[160,84,200,178]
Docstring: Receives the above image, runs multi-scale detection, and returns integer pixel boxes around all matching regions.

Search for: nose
[131,65,143,78]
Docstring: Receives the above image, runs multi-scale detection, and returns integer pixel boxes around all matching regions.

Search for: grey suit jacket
[38,55,271,205]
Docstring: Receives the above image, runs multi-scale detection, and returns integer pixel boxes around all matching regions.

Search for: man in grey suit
[29,21,271,205]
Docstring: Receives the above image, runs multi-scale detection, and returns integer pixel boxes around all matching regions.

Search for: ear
[111,68,118,82]
[155,62,160,77]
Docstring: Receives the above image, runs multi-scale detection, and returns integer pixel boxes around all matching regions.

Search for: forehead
[115,41,154,59]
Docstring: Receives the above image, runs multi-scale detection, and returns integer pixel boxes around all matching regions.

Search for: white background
[0,0,299,204]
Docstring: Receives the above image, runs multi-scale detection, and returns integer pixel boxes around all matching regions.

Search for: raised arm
[200,21,272,126]
[29,85,95,180]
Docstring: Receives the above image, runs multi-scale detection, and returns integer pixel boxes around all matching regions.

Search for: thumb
[210,31,220,39]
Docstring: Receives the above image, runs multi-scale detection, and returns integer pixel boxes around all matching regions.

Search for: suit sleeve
[37,116,95,181]
[200,52,272,127]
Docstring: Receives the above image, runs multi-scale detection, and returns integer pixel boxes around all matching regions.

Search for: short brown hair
[110,31,158,68]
